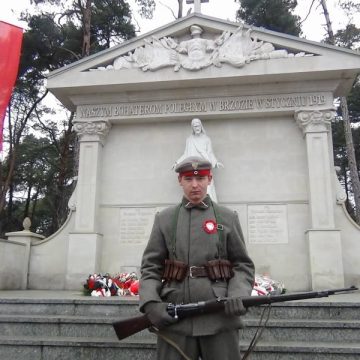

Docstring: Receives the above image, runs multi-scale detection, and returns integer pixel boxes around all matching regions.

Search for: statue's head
[191,118,205,135]
[190,25,203,38]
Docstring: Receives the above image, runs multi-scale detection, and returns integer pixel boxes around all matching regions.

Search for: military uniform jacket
[139,195,255,336]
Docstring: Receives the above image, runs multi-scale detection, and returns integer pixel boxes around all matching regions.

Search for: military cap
[175,156,212,177]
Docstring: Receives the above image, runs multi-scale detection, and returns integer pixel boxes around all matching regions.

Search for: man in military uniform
[139,156,255,360]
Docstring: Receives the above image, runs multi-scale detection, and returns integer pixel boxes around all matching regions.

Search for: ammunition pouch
[163,259,188,281]
[205,259,234,281]
[162,259,234,282]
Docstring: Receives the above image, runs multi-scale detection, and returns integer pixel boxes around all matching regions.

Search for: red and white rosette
[203,219,217,234]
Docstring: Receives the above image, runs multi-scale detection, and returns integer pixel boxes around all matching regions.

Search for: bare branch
[159,1,177,20]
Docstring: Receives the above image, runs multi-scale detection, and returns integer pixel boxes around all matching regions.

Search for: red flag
[0,21,23,151]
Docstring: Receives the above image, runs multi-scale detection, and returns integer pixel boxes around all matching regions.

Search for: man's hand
[144,302,178,329]
[224,297,246,316]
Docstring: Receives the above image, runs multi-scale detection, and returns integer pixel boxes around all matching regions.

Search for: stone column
[295,109,344,289]
[5,218,44,289]
[66,120,111,289]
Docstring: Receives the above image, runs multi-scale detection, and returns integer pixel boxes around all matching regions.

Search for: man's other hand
[224,298,246,316]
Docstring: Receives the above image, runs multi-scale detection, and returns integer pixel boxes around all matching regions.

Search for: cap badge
[203,219,217,234]
[192,162,199,170]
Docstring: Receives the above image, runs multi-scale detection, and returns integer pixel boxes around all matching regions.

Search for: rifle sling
[150,328,192,360]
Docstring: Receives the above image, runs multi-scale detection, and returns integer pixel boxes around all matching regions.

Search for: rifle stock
[113,313,152,341]
[113,286,358,341]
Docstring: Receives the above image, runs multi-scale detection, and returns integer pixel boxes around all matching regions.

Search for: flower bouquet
[252,274,285,296]
[83,272,139,297]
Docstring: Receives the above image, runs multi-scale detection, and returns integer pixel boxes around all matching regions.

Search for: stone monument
[2,11,359,292]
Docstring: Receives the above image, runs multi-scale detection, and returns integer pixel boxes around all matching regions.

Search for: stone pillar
[5,218,44,289]
[295,109,344,289]
[66,120,111,289]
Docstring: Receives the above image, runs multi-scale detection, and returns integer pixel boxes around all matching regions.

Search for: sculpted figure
[174,25,216,71]
[174,118,223,201]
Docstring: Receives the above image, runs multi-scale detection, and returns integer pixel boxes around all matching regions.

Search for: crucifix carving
[186,0,209,13]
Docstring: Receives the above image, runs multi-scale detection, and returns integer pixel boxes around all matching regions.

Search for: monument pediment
[47,13,360,110]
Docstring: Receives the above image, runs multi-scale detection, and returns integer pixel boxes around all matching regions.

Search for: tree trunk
[24,184,33,218]
[320,0,334,38]
[178,0,183,18]
[53,113,74,231]
[340,96,360,223]
[80,0,92,57]
[30,187,40,223]
[0,91,49,216]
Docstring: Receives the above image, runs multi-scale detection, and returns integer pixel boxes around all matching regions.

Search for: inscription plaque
[119,208,155,245]
[248,205,288,244]
[77,92,330,120]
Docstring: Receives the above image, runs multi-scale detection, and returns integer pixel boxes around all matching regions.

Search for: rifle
[113,286,358,341]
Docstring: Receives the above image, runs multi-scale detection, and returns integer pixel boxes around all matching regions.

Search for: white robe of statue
[174,118,223,202]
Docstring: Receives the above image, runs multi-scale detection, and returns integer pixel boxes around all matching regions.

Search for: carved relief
[295,109,336,134]
[91,24,313,73]
[74,121,111,143]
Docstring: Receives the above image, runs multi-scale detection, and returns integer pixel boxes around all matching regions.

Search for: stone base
[307,229,344,290]
[65,233,103,290]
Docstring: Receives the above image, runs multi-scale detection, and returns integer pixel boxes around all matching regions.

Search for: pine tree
[235,0,301,36]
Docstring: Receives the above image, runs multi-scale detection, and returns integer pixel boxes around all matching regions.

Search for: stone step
[242,318,360,343]
[239,341,360,360]
[0,297,139,316]
[1,291,359,359]
[0,336,156,360]
[2,297,360,319]
[1,336,360,360]
[247,301,360,320]
[1,314,360,344]
[0,314,156,341]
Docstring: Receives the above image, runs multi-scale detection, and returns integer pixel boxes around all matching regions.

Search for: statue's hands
[224,298,246,316]
[144,302,177,330]
[215,162,224,168]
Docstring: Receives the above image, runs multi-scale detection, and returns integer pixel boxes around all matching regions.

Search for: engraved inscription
[248,205,288,244]
[78,93,329,120]
[119,208,155,245]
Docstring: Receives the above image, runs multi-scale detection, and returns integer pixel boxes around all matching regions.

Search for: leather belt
[187,266,208,278]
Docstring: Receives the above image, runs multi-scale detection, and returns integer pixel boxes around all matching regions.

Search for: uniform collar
[182,195,211,210]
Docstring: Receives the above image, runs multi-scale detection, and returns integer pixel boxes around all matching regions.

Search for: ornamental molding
[295,109,336,134]
[90,24,314,73]
[74,120,111,144]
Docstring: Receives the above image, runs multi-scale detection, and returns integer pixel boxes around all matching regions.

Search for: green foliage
[134,0,156,19]
[346,79,360,124]
[235,0,302,36]
[1,0,137,237]
[1,133,76,236]
[332,117,360,218]
[90,0,136,49]
[332,24,360,49]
